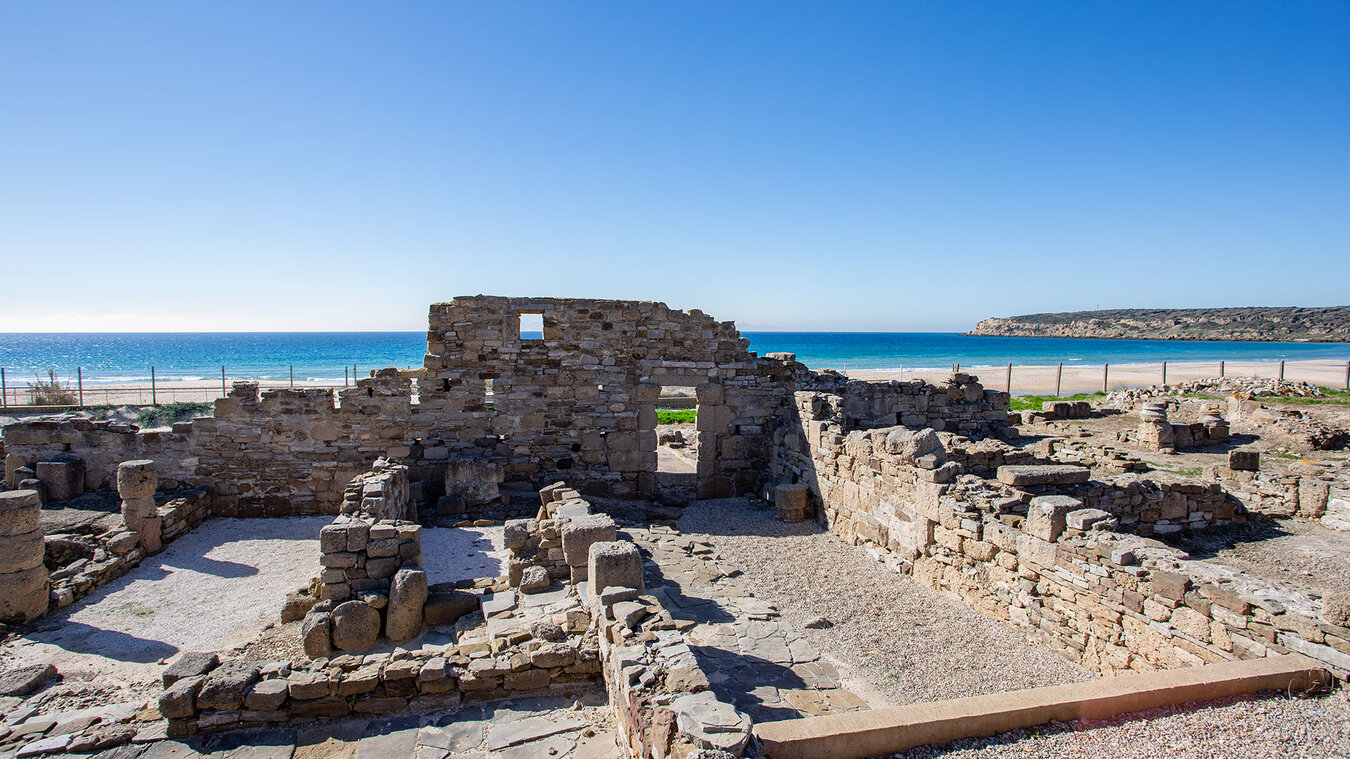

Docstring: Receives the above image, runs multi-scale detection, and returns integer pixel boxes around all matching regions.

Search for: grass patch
[135,401,213,428]
[657,409,696,425]
[1009,392,1105,412]
[1153,464,1203,477]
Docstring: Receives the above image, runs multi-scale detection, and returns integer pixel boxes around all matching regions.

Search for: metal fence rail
[1,359,1347,411]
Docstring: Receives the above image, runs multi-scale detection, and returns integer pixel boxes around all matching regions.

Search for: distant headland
[967,306,1350,342]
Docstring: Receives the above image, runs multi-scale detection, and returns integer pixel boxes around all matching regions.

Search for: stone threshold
[754,653,1330,759]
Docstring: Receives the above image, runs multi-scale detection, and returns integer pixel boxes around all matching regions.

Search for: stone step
[995,464,1091,487]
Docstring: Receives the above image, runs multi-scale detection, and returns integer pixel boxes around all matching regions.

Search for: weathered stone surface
[36,458,85,502]
[1229,449,1260,471]
[330,601,381,652]
[670,691,752,753]
[0,564,49,623]
[0,663,57,697]
[503,519,534,550]
[1065,508,1114,531]
[587,541,644,600]
[386,569,428,642]
[996,465,1091,487]
[243,678,289,711]
[424,590,478,626]
[561,513,617,567]
[115,459,157,499]
[195,660,261,711]
[0,530,45,574]
[301,611,333,659]
[162,652,219,688]
[0,490,41,537]
[1026,495,1081,542]
[518,566,550,593]
[281,591,316,623]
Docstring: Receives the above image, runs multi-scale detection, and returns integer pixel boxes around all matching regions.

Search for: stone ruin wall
[769,384,1350,680]
[414,296,792,500]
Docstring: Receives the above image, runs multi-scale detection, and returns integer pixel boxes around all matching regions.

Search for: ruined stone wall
[770,394,1350,679]
[415,296,787,498]
[190,375,415,516]
[2,418,196,493]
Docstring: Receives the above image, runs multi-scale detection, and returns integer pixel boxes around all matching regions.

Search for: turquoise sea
[1,332,1348,384]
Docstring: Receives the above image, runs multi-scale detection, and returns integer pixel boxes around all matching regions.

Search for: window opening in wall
[519,312,543,340]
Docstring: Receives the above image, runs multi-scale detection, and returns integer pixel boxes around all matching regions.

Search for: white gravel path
[885,691,1350,759]
[420,526,507,586]
[677,499,1094,706]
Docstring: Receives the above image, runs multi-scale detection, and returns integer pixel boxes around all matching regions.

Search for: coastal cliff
[968,306,1350,342]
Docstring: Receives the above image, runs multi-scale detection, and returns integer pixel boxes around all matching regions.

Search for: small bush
[27,370,76,405]
[657,409,696,425]
[136,401,213,428]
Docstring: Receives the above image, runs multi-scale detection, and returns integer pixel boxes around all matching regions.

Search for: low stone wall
[160,633,604,737]
[47,489,211,611]
[1,418,195,494]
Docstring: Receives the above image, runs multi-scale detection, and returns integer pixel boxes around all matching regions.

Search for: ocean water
[0,332,1347,382]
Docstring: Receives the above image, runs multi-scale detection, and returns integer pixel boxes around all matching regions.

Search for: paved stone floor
[0,692,620,759]
[627,525,871,724]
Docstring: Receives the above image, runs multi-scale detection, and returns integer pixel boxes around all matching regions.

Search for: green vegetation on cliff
[968,306,1350,342]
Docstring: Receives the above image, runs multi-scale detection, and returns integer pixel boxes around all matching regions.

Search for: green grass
[1009,392,1105,412]
[657,409,696,425]
[135,401,214,428]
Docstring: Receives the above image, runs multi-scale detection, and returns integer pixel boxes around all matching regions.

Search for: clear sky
[2,2,1347,332]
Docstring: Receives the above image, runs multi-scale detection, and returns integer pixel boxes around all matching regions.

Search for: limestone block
[995,465,1091,487]
[0,564,49,623]
[504,519,534,550]
[4,454,29,490]
[519,566,550,593]
[1298,479,1330,519]
[775,484,813,523]
[695,384,724,405]
[561,513,617,567]
[0,490,41,537]
[670,691,752,754]
[196,661,261,711]
[1065,508,1115,531]
[37,458,85,502]
[159,675,205,719]
[330,600,381,652]
[1229,449,1259,471]
[587,541,644,600]
[386,569,428,642]
[319,525,348,553]
[121,496,157,534]
[116,460,157,499]
[0,530,45,574]
[633,383,662,404]
[1026,495,1082,542]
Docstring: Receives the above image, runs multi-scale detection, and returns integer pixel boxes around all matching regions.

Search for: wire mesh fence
[0,366,363,410]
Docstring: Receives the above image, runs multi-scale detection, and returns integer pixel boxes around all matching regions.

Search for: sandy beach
[846,358,1350,395]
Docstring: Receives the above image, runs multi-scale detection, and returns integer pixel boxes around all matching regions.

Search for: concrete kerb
[754,654,1330,759]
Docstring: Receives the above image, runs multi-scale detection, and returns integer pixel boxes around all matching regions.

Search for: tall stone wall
[414,296,788,498]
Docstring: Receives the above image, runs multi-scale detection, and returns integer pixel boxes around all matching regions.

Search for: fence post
[78,367,84,409]
[1,368,6,409]
[1219,360,1225,378]
[222,366,227,399]
[1005,363,1012,393]
[345,366,349,387]
[1162,361,1167,385]
[1103,363,1109,393]
[290,364,294,388]
[1279,360,1285,382]
[151,366,157,406]
[1345,360,1349,390]
[1055,362,1063,397]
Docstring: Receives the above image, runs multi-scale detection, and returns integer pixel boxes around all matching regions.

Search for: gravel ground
[677,499,1094,705]
[1168,518,1350,597]
[1,516,329,705]
[883,691,1350,759]
[421,525,507,586]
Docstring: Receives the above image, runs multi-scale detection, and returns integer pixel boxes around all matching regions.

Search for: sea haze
[0,332,1347,382]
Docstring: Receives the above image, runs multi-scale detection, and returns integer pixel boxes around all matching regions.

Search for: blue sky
[1,2,1347,332]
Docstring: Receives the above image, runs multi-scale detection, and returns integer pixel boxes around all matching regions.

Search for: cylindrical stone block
[116,460,158,500]
[0,564,49,624]
[0,530,46,574]
[122,496,158,533]
[0,490,42,537]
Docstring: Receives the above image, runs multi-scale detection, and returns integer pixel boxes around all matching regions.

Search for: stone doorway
[640,375,718,504]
